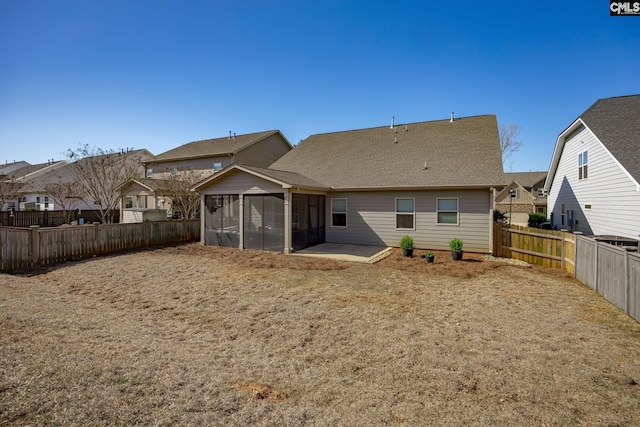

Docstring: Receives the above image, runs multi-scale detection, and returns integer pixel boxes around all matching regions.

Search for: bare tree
[44,180,83,223]
[65,145,146,223]
[159,169,207,220]
[0,177,21,211]
[499,124,523,171]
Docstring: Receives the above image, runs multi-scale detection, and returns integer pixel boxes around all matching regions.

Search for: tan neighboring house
[494,171,548,226]
[193,115,505,253]
[120,130,292,222]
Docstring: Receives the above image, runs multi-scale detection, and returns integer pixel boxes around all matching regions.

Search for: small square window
[213,162,222,172]
[146,168,153,178]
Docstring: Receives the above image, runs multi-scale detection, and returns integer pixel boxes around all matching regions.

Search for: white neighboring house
[1,161,68,211]
[15,149,153,218]
[544,94,640,241]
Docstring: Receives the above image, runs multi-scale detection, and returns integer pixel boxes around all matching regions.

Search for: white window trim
[437,197,459,226]
[578,150,588,181]
[331,198,347,228]
[395,197,415,230]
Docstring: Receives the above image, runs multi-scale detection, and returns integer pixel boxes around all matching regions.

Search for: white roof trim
[545,117,640,192]
[191,165,292,191]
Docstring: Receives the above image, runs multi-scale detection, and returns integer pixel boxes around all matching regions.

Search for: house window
[561,204,565,226]
[44,196,49,209]
[578,151,588,180]
[396,198,415,229]
[585,204,592,210]
[146,168,153,178]
[125,197,133,208]
[437,198,459,225]
[170,167,178,178]
[331,198,347,227]
[213,162,222,172]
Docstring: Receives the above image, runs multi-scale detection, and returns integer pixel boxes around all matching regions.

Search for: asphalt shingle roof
[152,130,282,162]
[269,115,504,189]
[504,171,547,188]
[239,165,328,189]
[580,94,640,182]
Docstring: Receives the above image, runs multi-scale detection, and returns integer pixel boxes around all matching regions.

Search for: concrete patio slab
[290,243,392,264]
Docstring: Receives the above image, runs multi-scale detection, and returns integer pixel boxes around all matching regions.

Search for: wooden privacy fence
[493,223,575,275]
[0,220,200,271]
[0,210,113,227]
[575,235,640,323]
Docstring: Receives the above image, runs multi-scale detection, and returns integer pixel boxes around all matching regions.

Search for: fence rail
[493,223,575,274]
[0,210,112,227]
[1,220,200,271]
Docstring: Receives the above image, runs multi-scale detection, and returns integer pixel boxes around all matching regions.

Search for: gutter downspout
[489,187,495,255]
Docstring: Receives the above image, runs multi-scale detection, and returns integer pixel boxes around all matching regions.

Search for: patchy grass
[1,244,639,426]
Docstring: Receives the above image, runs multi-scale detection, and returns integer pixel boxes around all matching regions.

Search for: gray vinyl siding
[235,134,291,167]
[147,156,232,179]
[326,190,492,252]
[548,126,640,240]
[198,170,284,196]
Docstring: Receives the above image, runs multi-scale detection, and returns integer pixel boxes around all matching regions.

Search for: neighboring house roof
[0,161,30,175]
[116,178,175,193]
[151,130,291,163]
[546,94,640,189]
[580,94,640,182]
[8,161,67,181]
[267,115,504,189]
[504,171,547,189]
[17,149,152,194]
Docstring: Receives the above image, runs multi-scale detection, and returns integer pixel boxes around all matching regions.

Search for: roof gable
[192,164,327,192]
[269,115,504,189]
[152,130,289,163]
[546,94,640,190]
[580,94,640,182]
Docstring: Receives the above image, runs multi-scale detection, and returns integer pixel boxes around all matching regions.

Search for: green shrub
[399,235,414,250]
[493,209,508,222]
[449,238,463,252]
[528,212,547,228]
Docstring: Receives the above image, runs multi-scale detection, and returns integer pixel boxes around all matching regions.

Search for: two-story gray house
[120,130,292,221]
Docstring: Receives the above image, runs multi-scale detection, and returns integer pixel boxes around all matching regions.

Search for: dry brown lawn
[1,244,639,426]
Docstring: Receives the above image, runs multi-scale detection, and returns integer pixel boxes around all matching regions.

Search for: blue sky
[1,1,639,172]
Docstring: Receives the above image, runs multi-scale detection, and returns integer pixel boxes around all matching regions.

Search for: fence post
[93,222,100,256]
[625,250,630,315]
[144,221,150,247]
[594,241,599,293]
[29,225,40,266]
